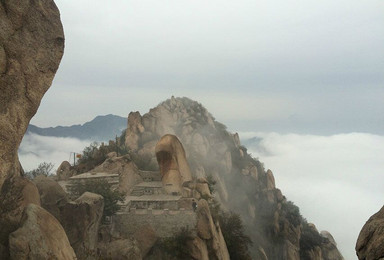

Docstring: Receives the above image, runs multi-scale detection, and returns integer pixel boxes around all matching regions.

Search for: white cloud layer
[241,132,384,259]
[19,134,93,172]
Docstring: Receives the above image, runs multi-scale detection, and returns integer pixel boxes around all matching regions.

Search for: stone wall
[112,209,197,238]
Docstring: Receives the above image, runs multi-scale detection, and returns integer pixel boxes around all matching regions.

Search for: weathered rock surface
[320,231,344,260]
[0,176,40,255]
[0,0,64,187]
[196,199,230,260]
[90,154,142,194]
[33,176,104,258]
[9,204,76,260]
[133,224,158,257]
[57,161,75,180]
[59,192,104,259]
[33,175,69,220]
[356,205,384,260]
[155,134,192,194]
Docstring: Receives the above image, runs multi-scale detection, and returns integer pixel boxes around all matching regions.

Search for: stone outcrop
[90,153,142,194]
[33,175,69,220]
[0,0,64,187]
[33,175,104,258]
[155,134,192,194]
[0,176,40,257]
[320,231,344,260]
[9,204,76,260]
[195,199,230,260]
[57,161,75,181]
[356,205,384,260]
[59,192,104,259]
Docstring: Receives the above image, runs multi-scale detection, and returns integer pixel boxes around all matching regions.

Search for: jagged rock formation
[34,176,104,259]
[9,204,76,260]
[123,96,343,259]
[356,205,384,260]
[0,0,64,187]
[155,134,192,194]
[60,192,104,259]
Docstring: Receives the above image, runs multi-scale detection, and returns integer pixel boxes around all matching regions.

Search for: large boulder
[0,176,40,254]
[356,205,384,260]
[57,161,74,181]
[33,175,69,220]
[59,192,104,259]
[8,204,76,260]
[0,0,64,187]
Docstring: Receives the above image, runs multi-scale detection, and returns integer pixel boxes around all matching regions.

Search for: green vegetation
[76,139,128,173]
[281,200,302,227]
[69,179,125,219]
[25,162,54,179]
[300,221,325,252]
[157,227,193,259]
[206,177,253,260]
[219,211,253,260]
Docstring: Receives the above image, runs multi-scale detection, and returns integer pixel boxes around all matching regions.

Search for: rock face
[196,199,230,260]
[0,176,40,257]
[356,205,384,260]
[8,204,76,260]
[33,175,69,220]
[123,97,344,259]
[155,134,192,194]
[90,153,142,194]
[58,192,104,259]
[33,175,104,259]
[0,0,64,187]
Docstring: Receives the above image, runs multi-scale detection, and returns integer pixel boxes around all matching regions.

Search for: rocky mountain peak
[123,96,344,259]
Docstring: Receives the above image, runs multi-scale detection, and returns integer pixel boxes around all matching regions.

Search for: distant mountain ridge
[27,114,126,141]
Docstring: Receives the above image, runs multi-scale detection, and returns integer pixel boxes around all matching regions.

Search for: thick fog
[19,134,92,172]
[241,132,384,260]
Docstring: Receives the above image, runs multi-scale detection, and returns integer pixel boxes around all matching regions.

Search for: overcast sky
[23,1,383,259]
[31,0,384,134]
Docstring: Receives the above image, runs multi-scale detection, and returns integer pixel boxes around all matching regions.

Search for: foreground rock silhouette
[0,0,64,187]
[0,0,74,258]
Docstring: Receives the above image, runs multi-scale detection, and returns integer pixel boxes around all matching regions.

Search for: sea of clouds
[19,133,92,172]
[19,132,383,259]
[240,132,384,260]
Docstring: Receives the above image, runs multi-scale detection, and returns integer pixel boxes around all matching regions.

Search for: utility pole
[116,135,119,157]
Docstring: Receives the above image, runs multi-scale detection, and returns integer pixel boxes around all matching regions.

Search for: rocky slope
[123,96,344,260]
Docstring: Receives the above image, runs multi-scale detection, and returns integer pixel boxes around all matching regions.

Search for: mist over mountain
[27,114,126,141]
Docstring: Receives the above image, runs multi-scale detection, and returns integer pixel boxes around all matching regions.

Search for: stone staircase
[130,186,145,196]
